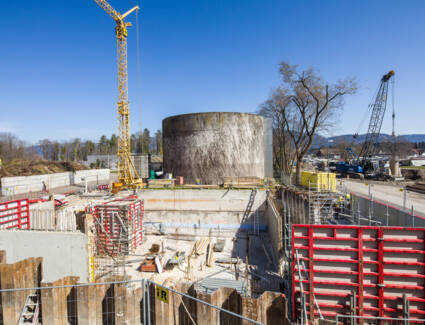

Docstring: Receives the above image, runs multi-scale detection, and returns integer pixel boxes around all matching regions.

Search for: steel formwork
[292,225,425,323]
[93,198,143,257]
[0,198,30,230]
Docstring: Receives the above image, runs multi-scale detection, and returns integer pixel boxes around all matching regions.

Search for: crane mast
[93,0,142,189]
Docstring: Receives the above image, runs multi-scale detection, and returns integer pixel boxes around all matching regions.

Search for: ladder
[18,293,39,324]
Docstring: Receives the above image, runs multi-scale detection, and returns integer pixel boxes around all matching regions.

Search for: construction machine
[337,70,395,179]
[93,0,143,192]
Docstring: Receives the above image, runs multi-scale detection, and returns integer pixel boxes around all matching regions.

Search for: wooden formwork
[292,224,425,322]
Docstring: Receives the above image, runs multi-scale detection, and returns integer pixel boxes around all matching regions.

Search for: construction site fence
[0,279,264,325]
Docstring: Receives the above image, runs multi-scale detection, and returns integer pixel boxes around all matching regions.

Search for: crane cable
[391,77,395,137]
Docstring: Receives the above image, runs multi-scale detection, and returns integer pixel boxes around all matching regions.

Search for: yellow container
[301,171,336,192]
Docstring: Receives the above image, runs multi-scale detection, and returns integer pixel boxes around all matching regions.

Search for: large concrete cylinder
[163,112,265,184]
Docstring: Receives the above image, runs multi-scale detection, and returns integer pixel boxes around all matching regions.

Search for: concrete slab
[339,179,425,217]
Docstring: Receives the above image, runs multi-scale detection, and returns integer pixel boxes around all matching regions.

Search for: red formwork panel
[292,225,425,323]
[0,199,30,230]
[93,198,143,257]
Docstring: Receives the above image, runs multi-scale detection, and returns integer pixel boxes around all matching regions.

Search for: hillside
[0,159,88,178]
[312,133,425,148]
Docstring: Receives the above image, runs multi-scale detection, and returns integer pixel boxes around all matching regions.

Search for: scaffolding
[308,181,339,224]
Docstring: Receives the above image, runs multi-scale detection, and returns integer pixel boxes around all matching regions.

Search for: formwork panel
[292,224,425,323]
[0,199,30,230]
[93,198,143,257]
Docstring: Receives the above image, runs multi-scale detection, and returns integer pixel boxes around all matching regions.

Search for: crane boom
[359,70,394,163]
[93,0,120,20]
[93,0,142,189]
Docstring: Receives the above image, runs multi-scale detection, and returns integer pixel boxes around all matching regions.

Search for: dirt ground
[0,159,88,177]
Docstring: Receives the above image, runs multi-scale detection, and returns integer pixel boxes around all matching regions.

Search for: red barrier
[0,199,30,230]
[292,224,425,322]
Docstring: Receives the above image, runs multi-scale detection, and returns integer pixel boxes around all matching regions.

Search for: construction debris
[206,243,214,267]
[406,182,425,194]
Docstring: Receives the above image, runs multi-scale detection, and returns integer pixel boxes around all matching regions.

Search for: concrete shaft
[163,112,265,184]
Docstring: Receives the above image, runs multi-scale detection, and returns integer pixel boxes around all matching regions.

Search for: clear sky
[1,0,425,143]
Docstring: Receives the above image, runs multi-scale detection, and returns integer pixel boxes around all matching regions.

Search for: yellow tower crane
[93,0,143,191]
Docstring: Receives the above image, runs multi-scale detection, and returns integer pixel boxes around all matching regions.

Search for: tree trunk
[295,157,302,185]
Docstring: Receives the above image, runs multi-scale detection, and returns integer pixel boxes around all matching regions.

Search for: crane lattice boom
[359,70,394,163]
[93,0,142,188]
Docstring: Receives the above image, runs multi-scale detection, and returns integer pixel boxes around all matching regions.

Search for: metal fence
[0,279,263,325]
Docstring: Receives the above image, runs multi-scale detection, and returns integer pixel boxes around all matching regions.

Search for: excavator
[337,70,395,179]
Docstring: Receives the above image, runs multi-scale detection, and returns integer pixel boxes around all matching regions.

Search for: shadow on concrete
[220,290,242,325]
[67,287,78,325]
[102,286,115,325]
[230,196,284,296]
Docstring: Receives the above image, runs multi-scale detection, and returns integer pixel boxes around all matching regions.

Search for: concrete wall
[1,172,72,196]
[140,189,268,234]
[352,193,425,227]
[265,197,282,268]
[163,112,265,184]
[0,231,87,282]
[264,117,274,178]
[73,169,110,185]
[1,169,110,195]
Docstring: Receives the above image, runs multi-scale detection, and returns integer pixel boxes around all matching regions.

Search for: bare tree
[259,88,296,177]
[39,139,52,160]
[260,61,357,185]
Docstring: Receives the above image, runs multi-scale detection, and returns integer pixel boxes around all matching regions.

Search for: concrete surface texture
[0,230,88,282]
[339,179,425,217]
[263,117,274,178]
[163,112,265,184]
[140,189,268,232]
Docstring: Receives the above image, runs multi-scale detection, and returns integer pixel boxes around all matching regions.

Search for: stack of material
[223,176,263,188]
[406,182,425,194]
[148,179,174,188]
[197,278,247,295]
[194,237,210,256]
[183,184,219,189]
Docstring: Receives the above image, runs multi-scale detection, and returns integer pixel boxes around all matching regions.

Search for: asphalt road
[338,179,425,217]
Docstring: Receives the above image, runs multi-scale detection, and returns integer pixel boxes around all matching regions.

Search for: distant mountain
[401,134,425,143]
[312,133,425,148]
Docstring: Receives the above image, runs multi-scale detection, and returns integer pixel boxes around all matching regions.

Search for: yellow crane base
[112,180,144,194]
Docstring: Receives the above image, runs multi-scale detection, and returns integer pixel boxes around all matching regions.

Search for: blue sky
[1,0,425,143]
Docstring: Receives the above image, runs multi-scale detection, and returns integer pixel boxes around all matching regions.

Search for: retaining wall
[140,189,268,235]
[352,193,425,227]
[265,197,283,269]
[1,169,110,196]
[0,231,87,282]
[73,169,110,185]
